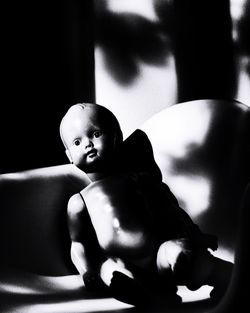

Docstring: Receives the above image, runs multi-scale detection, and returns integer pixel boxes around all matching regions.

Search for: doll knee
[157,239,192,277]
[100,258,134,287]
[157,240,181,273]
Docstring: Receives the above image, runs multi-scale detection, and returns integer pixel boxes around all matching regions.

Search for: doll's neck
[87,172,108,182]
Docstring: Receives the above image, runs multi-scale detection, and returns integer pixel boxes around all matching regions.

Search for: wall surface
[95,0,250,137]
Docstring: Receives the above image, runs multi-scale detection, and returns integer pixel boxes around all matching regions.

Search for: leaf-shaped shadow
[95,7,171,85]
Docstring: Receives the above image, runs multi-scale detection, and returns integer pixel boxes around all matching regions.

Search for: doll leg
[157,239,233,301]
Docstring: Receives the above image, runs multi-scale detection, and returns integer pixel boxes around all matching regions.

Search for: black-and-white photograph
[0,1,249,313]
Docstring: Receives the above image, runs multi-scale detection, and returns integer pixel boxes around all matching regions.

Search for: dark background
[0,0,249,173]
[0,1,96,172]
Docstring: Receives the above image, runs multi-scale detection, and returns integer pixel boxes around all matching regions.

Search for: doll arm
[67,193,107,291]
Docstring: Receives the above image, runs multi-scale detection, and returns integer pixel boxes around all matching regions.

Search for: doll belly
[81,175,156,263]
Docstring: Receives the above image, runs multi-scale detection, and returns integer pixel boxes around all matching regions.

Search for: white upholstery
[141,99,250,261]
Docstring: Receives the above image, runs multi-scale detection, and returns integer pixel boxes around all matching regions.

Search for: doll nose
[84,138,93,149]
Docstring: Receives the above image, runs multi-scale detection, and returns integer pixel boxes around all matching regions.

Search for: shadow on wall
[94,0,244,102]
[171,0,237,102]
[94,0,173,85]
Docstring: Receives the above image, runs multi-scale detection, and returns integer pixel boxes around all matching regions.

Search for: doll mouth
[86,149,97,158]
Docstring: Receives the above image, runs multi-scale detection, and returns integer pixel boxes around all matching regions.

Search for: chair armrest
[0,164,90,275]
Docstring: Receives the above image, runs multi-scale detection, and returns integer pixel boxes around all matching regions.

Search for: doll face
[61,106,117,172]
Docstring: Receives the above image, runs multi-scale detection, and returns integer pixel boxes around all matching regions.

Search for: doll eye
[74,139,81,146]
[93,131,102,138]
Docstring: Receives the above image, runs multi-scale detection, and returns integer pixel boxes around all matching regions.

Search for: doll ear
[65,149,73,163]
